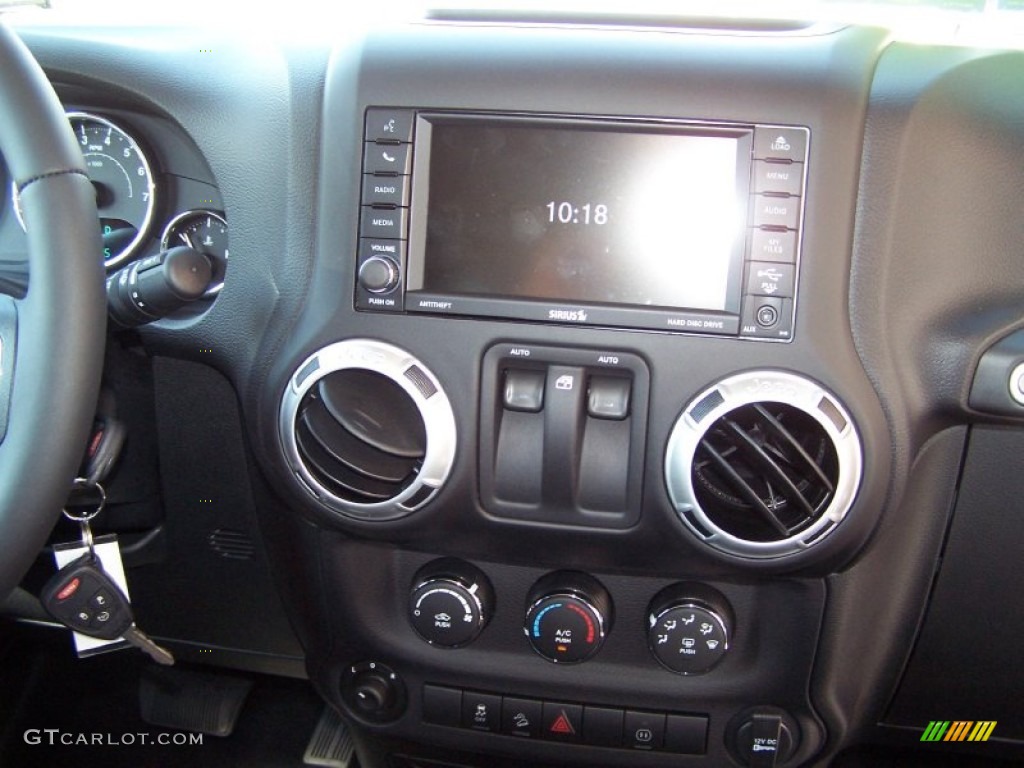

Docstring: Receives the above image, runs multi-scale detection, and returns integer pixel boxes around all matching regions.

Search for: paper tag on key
[53,534,132,657]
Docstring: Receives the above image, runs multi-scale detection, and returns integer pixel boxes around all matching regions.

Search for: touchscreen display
[418,118,747,312]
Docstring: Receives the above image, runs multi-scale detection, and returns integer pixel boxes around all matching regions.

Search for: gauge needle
[178,232,196,249]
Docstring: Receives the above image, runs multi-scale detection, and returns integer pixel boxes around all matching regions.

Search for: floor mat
[0,625,326,768]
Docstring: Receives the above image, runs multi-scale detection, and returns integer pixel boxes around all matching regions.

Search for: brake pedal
[139,665,253,737]
[304,706,355,768]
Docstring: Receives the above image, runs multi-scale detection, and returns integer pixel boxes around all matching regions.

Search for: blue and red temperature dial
[524,572,612,663]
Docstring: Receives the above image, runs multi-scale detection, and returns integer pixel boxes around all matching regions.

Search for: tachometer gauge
[160,210,228,296]
[11,111,156,269]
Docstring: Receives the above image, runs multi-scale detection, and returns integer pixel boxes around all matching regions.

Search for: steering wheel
[0,23,107,600]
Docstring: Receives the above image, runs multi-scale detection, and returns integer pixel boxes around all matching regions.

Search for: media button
[748,229,797,264]
[360,207,408,240]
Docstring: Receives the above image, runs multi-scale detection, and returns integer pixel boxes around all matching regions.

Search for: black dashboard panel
[8,12,1024,768]
[259,19,894,768]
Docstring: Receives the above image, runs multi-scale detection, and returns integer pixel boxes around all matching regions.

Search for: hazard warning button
[542,702,582,743]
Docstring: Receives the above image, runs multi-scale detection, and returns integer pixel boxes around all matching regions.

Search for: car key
[41,552,174,666]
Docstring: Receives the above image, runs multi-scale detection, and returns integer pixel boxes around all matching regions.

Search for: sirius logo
[549,308,588,322]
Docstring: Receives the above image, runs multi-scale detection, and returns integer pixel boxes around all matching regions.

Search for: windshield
[6,0,1024,48]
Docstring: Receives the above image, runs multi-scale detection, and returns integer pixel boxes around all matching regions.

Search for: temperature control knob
[524,572,612,663]
[409,560,494,648]
[647,583,733,675]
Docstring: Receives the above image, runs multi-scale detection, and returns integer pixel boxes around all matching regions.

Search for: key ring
[62,479,106,559]
[61,478,107,524]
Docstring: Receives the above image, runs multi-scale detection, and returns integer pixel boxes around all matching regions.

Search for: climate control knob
[409,559,494,648]
[524,572,612,663]
[647,583,733,675]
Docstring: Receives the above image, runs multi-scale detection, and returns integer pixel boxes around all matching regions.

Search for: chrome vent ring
[280,339,456,521]
[665,371,862,559]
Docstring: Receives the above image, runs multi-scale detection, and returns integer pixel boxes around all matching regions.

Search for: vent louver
[280,340,456,522]
[208,529,255,560]
[693,403,838,542]
[665,371,862,559]
[295,370,426,505]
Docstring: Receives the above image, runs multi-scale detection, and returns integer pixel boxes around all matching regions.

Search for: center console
[262,19,892,768]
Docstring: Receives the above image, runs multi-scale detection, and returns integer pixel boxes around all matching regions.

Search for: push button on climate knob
[409,560,494,648]
[524,572,612,663]
[647,583,734,675]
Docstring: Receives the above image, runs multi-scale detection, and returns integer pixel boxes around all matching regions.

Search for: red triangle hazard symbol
[550,711,576,735]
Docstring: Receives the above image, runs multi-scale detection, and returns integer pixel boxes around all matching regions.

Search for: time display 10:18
[546,201,609,225]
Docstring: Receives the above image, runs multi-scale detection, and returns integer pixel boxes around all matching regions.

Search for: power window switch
[504,369,546,413]
[587,376,631,420]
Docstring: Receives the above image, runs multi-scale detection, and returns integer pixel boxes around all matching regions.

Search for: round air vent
[279,340,456,521]
[665,371,862,559]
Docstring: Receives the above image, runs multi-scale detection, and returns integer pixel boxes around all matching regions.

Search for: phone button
[363,141,411,175]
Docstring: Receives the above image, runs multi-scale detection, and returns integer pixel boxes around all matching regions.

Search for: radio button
[751,195,801,230]
[753,127,808,163]
[752,160,804,196]
[748,229,797,264]
[363,142,412,175]
[365,108,415,144]
[358,256,400,294]
[746,262,795,298]
[360,207,408,240]
[362,174,410,207]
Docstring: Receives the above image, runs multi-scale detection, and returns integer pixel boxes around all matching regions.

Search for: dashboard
[5,11,1024,768]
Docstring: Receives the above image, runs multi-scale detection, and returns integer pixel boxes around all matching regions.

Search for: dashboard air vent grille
[294,370,426,505]
[692,402,838,542]
[665,370,862,559]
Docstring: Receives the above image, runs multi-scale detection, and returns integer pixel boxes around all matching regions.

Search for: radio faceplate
[355,108,807,341]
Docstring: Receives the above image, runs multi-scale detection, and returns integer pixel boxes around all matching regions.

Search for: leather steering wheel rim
[0,23,107,599]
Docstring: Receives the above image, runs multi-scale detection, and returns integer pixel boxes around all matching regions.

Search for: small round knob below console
[358,256,400,294]
[647,583,733,675]
[409,559,494,648]
[524,572,612,663]
[341,661,406,723]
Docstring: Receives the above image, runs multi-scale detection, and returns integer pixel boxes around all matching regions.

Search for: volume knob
[358,255,400,294]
